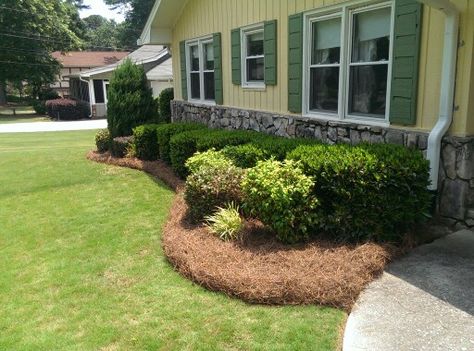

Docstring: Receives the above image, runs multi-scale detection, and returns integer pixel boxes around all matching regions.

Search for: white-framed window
[303,1,394,124]
[241,24,265,88]
[186,36,215,104]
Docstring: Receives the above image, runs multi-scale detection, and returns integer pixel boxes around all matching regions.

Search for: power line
[0,32,135,52]
[0,60,61,67]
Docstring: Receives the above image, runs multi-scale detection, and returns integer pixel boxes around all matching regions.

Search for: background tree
[105,0,155,50]
[0,0,82,104]
[107,59,157,137]
[83,15,122,51]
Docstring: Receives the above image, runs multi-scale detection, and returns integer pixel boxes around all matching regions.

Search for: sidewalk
[343,229,474,351]
[0,119,107,133]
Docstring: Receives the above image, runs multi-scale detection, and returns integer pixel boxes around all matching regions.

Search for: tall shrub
[107,59,158,137]
[158,87,174,123]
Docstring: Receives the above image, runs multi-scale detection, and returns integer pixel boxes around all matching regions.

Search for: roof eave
[138,0,187,45]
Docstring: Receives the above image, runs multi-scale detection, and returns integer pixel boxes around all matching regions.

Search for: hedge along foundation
[171,100,474,229]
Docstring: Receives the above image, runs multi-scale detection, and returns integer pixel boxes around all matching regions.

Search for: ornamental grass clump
[242,159,319,244]
[205,203,243,241]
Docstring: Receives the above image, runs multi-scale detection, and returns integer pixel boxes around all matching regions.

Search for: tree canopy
[0,0,82,103]
[104,0,155,49]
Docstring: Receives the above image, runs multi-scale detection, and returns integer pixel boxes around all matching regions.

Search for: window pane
[247,31,264,56]
[247,57,264,81]
[348,64,388,117]
[352,7,391,63]
[309,67,339,113]
[204,72,215,100]
[190,72,200,99]
[189,45,200,71]
[93,79,104,103]
[311,18,341,65]
[204,42,214,70]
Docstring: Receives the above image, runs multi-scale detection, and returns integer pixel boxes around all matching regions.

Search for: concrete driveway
[343,229,474,351]
[0,119,107,133]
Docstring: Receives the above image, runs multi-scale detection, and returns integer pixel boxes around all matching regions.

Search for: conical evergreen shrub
[107,59,158,137]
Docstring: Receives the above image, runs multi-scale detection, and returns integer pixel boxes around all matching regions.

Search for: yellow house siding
[171,0,473,136]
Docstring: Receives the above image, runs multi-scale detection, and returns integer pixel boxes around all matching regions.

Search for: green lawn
[0,130,345,350]
[0,105,49,124]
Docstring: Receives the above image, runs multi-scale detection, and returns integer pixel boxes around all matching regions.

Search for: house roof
[52,51,129,68]
[72,45,172,80]
[146,56,173,80]
[138,0,187,45]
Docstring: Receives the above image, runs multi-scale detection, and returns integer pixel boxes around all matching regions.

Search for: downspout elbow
[418,0,459,191]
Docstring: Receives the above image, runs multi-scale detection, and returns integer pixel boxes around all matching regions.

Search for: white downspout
[79,76,93,119]
[417,0,459,190]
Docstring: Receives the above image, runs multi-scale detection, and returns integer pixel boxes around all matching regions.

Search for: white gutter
[417,0,459,190]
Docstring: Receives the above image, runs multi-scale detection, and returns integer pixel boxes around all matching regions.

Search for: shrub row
[111,136,134,158]
[182,137,431,244]
[45,98,89,120]
[131,122,206,162]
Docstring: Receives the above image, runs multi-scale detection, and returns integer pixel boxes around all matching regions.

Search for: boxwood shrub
[156,122,207,164]
[95,129,111,153]
[132,124,161,160]
[287,143,431,242]
[222,136,319,168]
[184,152,244,222]
[111,136,134,158]
[242,159,319,244]
[170,129,258,178]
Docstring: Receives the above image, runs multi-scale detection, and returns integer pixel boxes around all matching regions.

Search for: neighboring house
[50,51,129,97]
[139,0,474,227]
[68,45,173,118]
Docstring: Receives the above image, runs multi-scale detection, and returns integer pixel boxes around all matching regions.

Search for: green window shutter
[288,13,304,113]
[389,0,423,125]
[231,28,241,85]
[213,32,224,105]
[179,41,188,101]
[264,20,277,85]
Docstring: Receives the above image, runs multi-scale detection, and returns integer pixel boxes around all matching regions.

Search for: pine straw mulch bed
[87,150,398,311]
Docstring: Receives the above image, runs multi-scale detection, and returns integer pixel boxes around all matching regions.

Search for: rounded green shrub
[242,159,318,244]
[107,59,158,138]
[156,122,207,164]
[111,136,134,158]
[287,143,431,242]
[132,124,160,160]
[185,149,232,175]
[221,144,268,168]
[184,155,245,222]
[32,100,46,115]
[95,129,111,153]
[158,87,174,123]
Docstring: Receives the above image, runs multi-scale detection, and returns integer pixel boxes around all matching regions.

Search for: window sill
[241,83,266,91]
[187,99,216,107]
[302,112,390,128]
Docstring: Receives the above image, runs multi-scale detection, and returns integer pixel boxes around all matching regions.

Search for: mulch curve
[88,150,395,311]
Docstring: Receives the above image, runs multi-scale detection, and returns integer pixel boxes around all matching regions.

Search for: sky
[79,0,126,23]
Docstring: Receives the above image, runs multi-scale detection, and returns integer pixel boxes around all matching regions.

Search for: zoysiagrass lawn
[0,130,346,350]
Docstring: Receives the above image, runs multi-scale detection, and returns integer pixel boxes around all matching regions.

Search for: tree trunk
[0,81,6,106]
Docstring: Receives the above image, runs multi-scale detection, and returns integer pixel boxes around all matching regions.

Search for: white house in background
[68,45,173,118]
[51,51,129,97]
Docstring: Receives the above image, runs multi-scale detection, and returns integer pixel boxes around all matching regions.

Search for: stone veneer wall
[171,100,474,228]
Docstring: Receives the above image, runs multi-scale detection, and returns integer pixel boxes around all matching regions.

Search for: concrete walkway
[344,229,474,351]
[0,119,107,133]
